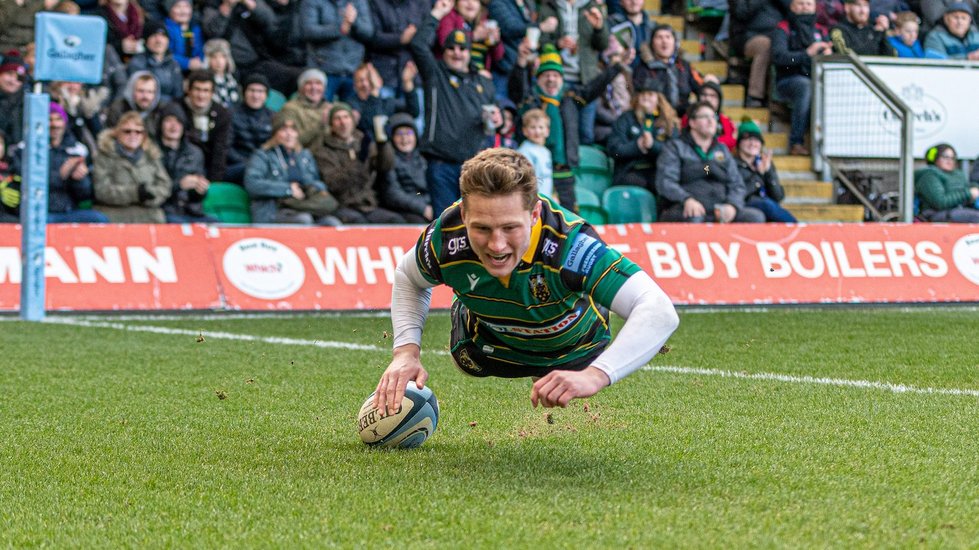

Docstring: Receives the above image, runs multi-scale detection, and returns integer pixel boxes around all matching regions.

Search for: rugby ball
[357,381,439,449]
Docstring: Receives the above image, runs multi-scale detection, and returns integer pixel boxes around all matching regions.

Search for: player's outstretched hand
[374,344,429,416]
[531,366,610,408]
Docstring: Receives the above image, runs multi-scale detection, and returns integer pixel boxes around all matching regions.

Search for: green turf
[2,309,978,547]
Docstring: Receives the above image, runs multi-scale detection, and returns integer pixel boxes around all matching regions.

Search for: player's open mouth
[488,253,510,264]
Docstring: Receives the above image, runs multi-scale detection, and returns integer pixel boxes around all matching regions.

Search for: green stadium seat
[266,89,287,112]
[575,171,612,197]
[603,185,657,223]
[575,186,601,206]
[577,145,612,174]
[202,182,252,224]
[579,204,608,225]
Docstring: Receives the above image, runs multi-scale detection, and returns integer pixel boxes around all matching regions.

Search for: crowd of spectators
[0,0,977,226]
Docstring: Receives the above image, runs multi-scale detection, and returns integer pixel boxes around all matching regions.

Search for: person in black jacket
[178,69,233,182]
[730,0,788,107]
[632,24,715,117]
[607,80,679,192]
[410,0,496,216]
[772,0,833,155]
[156,101,217,223]
[733,119,796,222]
[226,73,273,184]
[830,0,896,55]
[367,0,431,92]
[380,112,432,222]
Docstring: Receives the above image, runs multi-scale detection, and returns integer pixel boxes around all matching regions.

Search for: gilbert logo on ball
[358,381,439,449]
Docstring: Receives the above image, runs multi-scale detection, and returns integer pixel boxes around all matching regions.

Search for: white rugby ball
[357,381,439,449]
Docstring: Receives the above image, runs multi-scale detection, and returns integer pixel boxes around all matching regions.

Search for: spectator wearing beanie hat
[633,23,715,119]
[280,68,332,148]
[380,112,432,223]
[509,40,629,211]
[164,0,205,72]
[734,119,796,222]
[155,100,216,223]
[204,39,240,108]
[127,19,185,101]
[227,73,273,184]
[923,1,979,59]
[307,102,405,224]
[0,51,28,143]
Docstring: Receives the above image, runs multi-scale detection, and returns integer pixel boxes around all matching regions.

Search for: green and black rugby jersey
[414,195,642,368]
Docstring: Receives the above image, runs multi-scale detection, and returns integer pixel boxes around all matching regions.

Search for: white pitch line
[43,318,979,398]
[643,365,979,398]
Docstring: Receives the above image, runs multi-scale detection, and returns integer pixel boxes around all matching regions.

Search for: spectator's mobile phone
[526,27,541,51]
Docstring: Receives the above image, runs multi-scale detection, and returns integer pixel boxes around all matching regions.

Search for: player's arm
[374,245,438,415]
[531,271,679,408]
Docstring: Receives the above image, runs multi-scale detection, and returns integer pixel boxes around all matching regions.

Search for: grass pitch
[2,308,978,547]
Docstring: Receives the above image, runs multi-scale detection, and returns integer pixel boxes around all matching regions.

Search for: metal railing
[812,52,914,222]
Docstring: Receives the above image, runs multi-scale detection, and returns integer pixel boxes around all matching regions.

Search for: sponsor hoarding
[1,223,977,311]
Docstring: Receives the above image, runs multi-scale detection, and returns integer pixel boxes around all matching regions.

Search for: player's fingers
[374,375,389,412]
[556,388,575,408]
[385,377,402,416]
[416,368,428,389]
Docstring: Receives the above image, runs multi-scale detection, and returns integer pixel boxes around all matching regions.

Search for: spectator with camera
[734,119,797,222]
[772,0,832,156]
[923,2,979,59]
[914,143,979,223]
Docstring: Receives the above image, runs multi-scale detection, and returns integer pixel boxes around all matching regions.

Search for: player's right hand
[374,344,429,416]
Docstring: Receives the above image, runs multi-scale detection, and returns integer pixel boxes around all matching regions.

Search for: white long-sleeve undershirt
[390,245,680,384]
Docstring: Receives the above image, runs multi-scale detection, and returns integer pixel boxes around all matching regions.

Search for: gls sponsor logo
[447,236,468,255]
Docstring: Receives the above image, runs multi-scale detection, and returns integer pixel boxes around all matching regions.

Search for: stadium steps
[721,84,744,106]
[771,154,811,172]
[644,0,662,12]
[680,39,702,61]
[786,204,865,222]
[691,60,727,79]
[649,14,685,30]
[782,180,834,202]
[726,106,770,125]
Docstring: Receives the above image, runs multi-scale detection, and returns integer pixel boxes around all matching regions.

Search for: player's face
[461,192,542,278]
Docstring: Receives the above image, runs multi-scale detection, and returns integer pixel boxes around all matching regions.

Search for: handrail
[813,52,915,222]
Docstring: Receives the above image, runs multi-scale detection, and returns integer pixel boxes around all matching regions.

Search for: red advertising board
[0,224,221,311]
[1,223,978,311]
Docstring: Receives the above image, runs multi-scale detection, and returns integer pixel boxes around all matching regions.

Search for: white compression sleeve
[589,271,680,385]
[391,245,438,349]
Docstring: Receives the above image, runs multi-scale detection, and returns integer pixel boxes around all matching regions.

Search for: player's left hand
[531,366,610,408]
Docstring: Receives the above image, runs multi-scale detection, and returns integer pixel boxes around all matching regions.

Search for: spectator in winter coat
[127,20,185,101]
[105,71,164,136]
[178,69,233,181]
[380,112,433,222]
[204,39,240,108]
[633,24,715,118]
[914,143,979,222]
[923,2,979,59]
[226,73,273,184]
[729,0,786,107]
[0,52,27,144]
[772,0,832,155]
[367,0,430,92]
[607,80,679,192]
[734,119,796,222]
[510,41,628,211]
[889,12,937,57]
[830,0,895,56]
[101,0,145,62]
[279,68,332,148]
[347,62,420,143]
[202,0,303,98]
[921,0,979,32]
[301,0,374,102]
[155,101,215,223]
[93,111,173,223]
[9,103,109,223]
[49,81,104,159]
[244,112,340,225]
[309,103,406,224]
[411,0,497,216]
[164,0,205,72]
[487,0,536,98]
[680,82,736,152]
[655,101,765,223]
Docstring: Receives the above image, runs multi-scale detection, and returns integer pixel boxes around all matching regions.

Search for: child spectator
[516,109,554,198]
[164,0,204,72]
[889,12,931,56]
[127,20,184,101]
[204,39,240,108]
[380,113,433,223]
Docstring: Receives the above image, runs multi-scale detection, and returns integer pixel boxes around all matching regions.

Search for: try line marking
[47,318,979,399]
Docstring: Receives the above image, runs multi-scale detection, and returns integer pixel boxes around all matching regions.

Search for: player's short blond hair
[459,148,539,210]
[521,108,550,128]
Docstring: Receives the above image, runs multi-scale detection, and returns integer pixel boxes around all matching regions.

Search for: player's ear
[531,199,542,224]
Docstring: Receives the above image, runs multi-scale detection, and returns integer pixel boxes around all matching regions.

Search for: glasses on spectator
[690,113,714,120]
[120,128,144,135]
[938,153,956,160]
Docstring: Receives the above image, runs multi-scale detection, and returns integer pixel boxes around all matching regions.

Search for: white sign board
[821,59,979,158]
